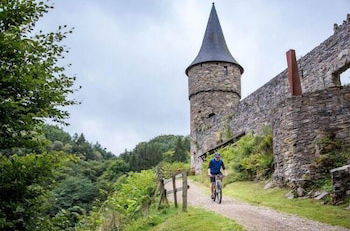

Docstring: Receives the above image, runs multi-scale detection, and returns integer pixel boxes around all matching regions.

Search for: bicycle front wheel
[216,180,222,204]
[216,189,222,204]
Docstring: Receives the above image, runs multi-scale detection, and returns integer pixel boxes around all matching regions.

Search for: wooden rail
[156,171,189,212]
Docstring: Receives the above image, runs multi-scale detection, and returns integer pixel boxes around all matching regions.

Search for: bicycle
[212,174,223,204]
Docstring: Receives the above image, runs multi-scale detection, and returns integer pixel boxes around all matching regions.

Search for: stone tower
[185,3,244,173]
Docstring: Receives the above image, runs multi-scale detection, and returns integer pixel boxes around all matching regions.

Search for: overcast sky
[38,0,350,155]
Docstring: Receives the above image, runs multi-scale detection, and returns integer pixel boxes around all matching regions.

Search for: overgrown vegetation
[313,134,350,178]
[77,170,157,231]
[77,161,192,231]
[196,129,273,185]
[300,133,350,202]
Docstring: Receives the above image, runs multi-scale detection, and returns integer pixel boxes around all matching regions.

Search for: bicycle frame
[213,174,223,204]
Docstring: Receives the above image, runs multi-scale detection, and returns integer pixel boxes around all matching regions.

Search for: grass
[223,181,350,228]
[124,207,244,231]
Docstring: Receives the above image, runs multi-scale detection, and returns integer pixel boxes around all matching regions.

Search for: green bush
[223,129,273,181]
[111,170,156,217]
[52,176,99,215]
[196,129,273,184]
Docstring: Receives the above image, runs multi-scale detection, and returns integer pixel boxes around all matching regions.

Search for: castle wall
[272,86,350,186]
[229,19,350,136]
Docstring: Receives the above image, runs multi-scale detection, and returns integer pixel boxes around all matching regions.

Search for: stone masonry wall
[272,86,350,186]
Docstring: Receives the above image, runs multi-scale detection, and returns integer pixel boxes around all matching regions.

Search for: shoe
[211,194,215,199]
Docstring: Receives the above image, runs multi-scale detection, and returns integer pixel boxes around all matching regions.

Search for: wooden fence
[156,171,189,212]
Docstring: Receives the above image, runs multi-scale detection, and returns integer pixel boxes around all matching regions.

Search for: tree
[0,153,69,230]
[42,124,72,144]
[0,0,77,151]
[173,137,187,162]
[52,176,99,227]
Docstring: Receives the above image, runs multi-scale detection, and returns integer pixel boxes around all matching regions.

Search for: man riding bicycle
[208,152,227,199]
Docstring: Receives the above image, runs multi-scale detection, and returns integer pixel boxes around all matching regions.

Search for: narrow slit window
[224,66,228,75]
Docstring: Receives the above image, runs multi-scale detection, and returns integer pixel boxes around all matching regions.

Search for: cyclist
[208,152,227,199]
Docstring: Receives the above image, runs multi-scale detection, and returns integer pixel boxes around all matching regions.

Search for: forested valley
[1,123,189,230]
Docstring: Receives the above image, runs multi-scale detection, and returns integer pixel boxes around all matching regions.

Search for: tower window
[224,66,228,75]
[208,113,215,118]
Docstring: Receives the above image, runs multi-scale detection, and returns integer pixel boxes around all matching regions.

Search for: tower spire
[186,3,243,74]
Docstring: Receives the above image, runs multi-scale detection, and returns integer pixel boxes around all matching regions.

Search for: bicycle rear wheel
[216,181,222,204]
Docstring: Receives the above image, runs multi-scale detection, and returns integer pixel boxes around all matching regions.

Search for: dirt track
[165,180,349,231]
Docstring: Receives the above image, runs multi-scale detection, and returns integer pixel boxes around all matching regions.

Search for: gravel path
[165,180,349,231]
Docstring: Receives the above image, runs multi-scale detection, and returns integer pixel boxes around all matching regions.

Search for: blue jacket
[208,158,225,174]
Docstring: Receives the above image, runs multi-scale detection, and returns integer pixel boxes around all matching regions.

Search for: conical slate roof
[186,3,243,75]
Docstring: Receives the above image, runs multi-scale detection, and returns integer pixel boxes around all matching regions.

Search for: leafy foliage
[77,170,157,231]
[0,0,77,150]
[0,153,71,231]
[198,129,273,183]
[0,124,127,230]
[222,129,273,181]
[313,135,350,177]
[111,170,156,217]
[50,157,129,229]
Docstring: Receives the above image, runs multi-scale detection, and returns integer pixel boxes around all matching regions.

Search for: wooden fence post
[163,187,169,206]
[157,179,164,209]
[172,175,178,208]
[182,172,187,212]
